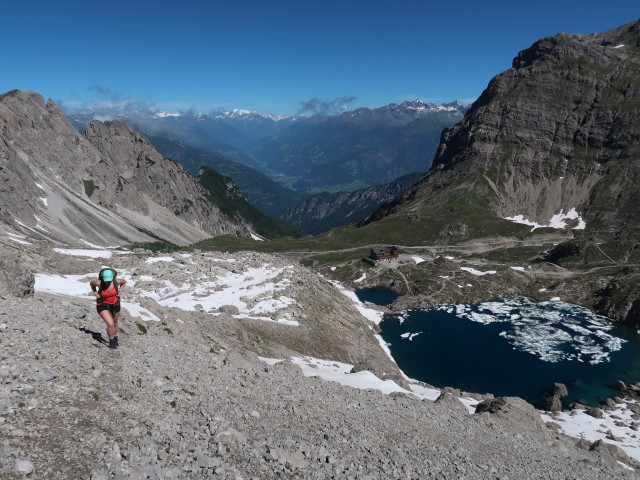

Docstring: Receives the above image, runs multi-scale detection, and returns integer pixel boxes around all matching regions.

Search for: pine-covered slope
[196,167,304,239]
[358,20,640,324]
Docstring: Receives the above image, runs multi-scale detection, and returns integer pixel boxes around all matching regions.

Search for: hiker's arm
[117,278,127,296]
[89,280,100,298]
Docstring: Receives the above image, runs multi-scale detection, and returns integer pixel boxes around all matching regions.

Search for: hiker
[90,268,126,349]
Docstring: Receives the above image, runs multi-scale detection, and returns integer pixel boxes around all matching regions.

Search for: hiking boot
[114,336,119,347]
[109,337,118,349]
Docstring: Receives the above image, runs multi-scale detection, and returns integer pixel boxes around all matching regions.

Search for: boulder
[542,383,568,412]
[475,396,546,432]
[13,460,34,475]
[218,305,240,315]
[0,250,34,298]
[350,362,375,374]
[586,407,604,419]
[614,380,628,391]
[434,391,469,416]
[589,439,638,467]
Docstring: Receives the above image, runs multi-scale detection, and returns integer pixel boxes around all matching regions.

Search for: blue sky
[2,0,637,115]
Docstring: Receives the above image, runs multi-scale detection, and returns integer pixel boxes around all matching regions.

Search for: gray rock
[475,397,546,432]
[213,429,247,445]
[13,459,34,474]
[586,407,604,419]
[0,250,34,298]
[434,392,469,416]
[218,305,240,315]
[197,455,221,469]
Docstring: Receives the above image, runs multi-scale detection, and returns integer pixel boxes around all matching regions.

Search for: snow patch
[146,256,175,263]
[289,355,444,400]
[504,208,586,231]
[460,267,496,276]
[323,276,383,325]
[354,273,366,283]
[510,266,525,271]
[541,400,640,462]
[54,248,113,258]
[6,232,32,245]
[134,261,298,326]
[122,302,161,322]
[412,256,426,264]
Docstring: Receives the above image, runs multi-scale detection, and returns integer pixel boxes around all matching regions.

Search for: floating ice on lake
[437,296,624,364]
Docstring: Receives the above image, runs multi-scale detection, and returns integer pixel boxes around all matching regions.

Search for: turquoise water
[357,290,640,408]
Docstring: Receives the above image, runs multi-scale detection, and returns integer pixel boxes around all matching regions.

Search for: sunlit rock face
[0,90,252,247]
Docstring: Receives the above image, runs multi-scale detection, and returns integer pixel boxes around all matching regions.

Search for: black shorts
[97,301,120,317]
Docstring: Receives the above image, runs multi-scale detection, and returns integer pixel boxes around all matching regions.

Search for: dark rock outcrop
[542,383,569,412]
[0,248,34,298]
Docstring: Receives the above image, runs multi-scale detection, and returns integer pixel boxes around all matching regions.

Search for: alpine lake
[356,287,640,408]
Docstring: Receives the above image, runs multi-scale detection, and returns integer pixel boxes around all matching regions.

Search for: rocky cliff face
[358,21,640,324]
[365,20,640,231]
[0,90,254,246]
[427,20,640,229]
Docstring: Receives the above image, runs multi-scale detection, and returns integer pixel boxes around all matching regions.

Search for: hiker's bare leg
[99,310,117,339]
[113,312,120,336]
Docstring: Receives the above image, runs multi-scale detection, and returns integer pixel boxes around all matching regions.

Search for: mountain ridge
[0,90,264,246]
[248,101,466,192]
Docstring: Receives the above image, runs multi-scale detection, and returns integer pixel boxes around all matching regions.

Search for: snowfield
[504,207,586,231]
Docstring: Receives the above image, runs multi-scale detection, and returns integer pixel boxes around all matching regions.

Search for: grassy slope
[196,167,304,240]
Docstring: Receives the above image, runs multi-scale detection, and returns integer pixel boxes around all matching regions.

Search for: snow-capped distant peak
[211,109,295,122]
[398,99,466,114]
[228,109,253,116]
[155,111,183,118]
